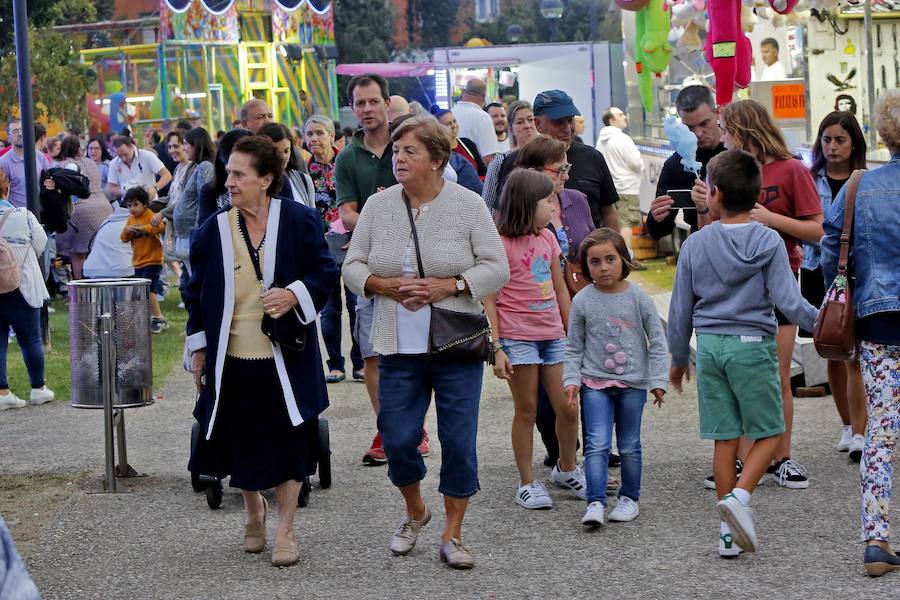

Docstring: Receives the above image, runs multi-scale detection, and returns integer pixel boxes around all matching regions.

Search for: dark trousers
[536,382,561,463]
[0,290,45,389]
[320,279,362,373]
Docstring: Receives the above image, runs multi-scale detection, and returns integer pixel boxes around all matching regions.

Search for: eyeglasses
[543,164,572,177]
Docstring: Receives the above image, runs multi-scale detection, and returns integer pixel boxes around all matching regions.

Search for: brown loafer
[272,537,299,567]
[243,495,268,553]
[439,538,474,570]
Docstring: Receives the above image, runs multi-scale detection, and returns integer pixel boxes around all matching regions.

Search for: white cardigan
[0,206,49,308]
[342,180,509,356]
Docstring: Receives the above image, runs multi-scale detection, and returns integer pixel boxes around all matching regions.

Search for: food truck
[431,41,628,147]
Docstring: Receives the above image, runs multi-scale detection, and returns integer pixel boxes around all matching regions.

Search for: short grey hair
[675,85,716,114]
[304,114,335,137]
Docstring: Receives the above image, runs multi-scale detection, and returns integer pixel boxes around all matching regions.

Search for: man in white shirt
[107,136,172,203]
[451,78,501,165]
[595,106,644,248]
[759,38,788,81]
[485,103,511,153]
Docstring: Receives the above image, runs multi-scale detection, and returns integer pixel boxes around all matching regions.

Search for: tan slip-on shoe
[243,495,268,553]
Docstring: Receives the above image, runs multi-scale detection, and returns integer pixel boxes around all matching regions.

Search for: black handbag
[402,193,492,363]
[238,210,307,352]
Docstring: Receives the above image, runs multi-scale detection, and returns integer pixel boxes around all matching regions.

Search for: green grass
[5,284,187,401]
[632,257,677,293]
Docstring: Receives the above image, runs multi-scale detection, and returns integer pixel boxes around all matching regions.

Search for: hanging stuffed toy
[635,0,674,112]
[705,0,752,106]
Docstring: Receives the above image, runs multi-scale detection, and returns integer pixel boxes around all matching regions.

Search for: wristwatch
[454,275,466,297]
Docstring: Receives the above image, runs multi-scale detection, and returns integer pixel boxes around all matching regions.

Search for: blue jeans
[581,386,646,505]
[378,354,483,498]
[0,290,45,389]
[319,279,362,373]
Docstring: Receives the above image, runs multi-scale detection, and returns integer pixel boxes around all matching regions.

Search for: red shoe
[418,429,430,457]
[362,432,387,465]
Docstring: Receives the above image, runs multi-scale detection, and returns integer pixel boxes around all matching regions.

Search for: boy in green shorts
[667,149,818,558]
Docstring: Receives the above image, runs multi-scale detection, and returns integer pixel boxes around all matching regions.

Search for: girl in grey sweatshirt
[563,229,667,527]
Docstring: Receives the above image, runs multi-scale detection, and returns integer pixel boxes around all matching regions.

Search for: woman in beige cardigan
[343,115,509,570]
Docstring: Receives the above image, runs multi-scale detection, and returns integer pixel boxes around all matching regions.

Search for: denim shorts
[134,264,164,296]
[353,297,376,359]
[499,337,567,366]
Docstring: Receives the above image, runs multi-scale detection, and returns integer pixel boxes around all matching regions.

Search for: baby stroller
[189,417,332,509]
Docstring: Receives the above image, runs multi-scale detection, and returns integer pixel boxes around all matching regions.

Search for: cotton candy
[664,115,703,176]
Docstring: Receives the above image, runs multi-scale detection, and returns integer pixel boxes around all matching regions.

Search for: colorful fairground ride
[79,0,338,137]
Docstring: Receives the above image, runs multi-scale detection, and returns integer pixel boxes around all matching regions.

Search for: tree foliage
[469,0,622,46]
[0,0,100,125]
[0,0,113,53]
[405,0,462,50]
[333,0,395,64]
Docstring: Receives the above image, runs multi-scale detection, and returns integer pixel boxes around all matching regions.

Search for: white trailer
[431,41,627,148]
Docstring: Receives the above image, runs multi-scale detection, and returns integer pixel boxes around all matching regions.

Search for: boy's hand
[669,366,691,393]
[565,385,579,407]
[651,388,665,407]
[492,350,513,380]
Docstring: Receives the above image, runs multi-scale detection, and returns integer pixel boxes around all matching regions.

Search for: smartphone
[667,189,695,209]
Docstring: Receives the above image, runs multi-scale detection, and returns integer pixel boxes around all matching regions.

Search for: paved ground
[2,313,896,599]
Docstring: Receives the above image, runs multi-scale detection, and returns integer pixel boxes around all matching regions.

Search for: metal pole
[590,0,599,42]
[12,0,38,216]
[864,0,878,150]
[100,313,117,493]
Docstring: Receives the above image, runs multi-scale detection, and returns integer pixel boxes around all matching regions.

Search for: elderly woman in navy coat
[183,135,338,568]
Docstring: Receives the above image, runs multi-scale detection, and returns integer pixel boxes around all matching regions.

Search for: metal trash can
[68,279,154,409]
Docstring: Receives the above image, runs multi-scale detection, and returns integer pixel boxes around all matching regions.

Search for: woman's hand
[399,277,457,311]
[260,287,299,319]
[43,177,56,191]
[691,179,709,211]
[191,350,206,393]
[651,388,665,407]
[367,276,418,304]
[749,202,776,227]
[565,385,580,408]
[150,212,165,227]
[492,350,514,380]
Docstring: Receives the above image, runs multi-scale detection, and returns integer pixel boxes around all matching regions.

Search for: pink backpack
[0,209,24,294]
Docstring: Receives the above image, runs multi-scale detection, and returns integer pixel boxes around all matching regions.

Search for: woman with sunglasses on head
[482,100,541,212]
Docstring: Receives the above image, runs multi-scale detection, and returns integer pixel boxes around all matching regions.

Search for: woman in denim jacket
[822,90,900,577]
[803,112,868,460]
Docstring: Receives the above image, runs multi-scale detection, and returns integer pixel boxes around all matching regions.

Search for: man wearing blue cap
[497,89,619,229]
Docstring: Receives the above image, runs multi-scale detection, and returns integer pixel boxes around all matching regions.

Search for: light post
[12,0,38,216]
[506,24,524,43]
[539,0,564,42]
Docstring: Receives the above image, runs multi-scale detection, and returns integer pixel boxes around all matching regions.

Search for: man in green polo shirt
[335,74,403,465]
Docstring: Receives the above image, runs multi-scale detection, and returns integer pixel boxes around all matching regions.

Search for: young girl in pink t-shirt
[484,169,584,510]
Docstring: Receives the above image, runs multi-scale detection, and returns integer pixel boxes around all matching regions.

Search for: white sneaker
[0,392,26,410]
[551,462,587,500]
[608,496,640,522]
[29,386,55,405]
[716,493,758,553]
[581,501,605,528]
[514,481,553,510]
[718,532,744,558]
[836,425,853,452]
[849,434,866,463]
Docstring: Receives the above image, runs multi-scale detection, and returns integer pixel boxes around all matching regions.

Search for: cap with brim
[533,90,581,120]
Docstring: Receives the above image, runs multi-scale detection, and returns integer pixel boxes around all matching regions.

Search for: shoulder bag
[813,169,865,361]
[403,193,492,363]
[237,210,307,352]
[561,255,590,298]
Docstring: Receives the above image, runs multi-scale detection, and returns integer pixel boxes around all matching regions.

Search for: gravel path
[2,331,894,599]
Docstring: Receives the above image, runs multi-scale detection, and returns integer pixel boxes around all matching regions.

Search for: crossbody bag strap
[236,210,265,284]
[837,169,865,275]
[401,191,426,279]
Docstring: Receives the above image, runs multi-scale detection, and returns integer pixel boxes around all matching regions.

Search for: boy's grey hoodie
[668,221,818,367]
